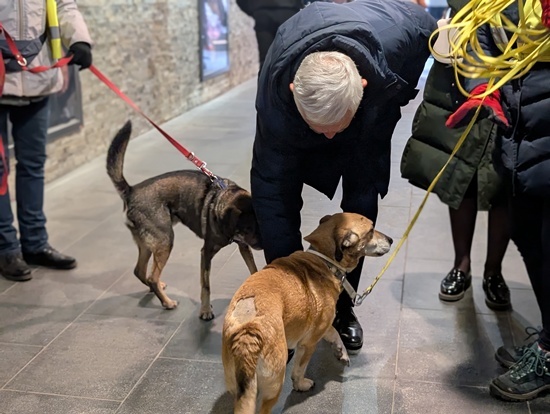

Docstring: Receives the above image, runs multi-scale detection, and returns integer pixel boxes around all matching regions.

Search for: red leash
[88,65,221,184]
[0,22,223,195]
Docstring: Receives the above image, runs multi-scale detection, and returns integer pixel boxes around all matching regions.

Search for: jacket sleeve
[250,118,305,264]
[57,0,93,48]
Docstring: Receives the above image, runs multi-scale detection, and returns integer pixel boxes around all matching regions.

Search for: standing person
[0,0,93,282]
[401,0,511,310]
[236,0,303,69]
[251,0,436,353]
[445,0,550,401]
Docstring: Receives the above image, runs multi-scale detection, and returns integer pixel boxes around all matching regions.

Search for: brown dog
[222,212,392,413]
[106,121,262,318]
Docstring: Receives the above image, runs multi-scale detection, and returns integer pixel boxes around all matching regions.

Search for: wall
[41,0,258,184]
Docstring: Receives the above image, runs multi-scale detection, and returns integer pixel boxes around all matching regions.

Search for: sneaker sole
[489,382,550,402]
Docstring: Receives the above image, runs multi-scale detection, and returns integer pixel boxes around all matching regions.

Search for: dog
[106,121,262,318]
[222,212,392,413]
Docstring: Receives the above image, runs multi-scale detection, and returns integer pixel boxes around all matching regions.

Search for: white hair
[292,51,364,126]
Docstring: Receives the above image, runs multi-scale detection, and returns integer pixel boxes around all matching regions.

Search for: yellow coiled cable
[429,0,550,98]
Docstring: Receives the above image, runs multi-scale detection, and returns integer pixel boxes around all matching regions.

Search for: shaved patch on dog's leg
[238,243,258,274]
[291,344,316,391]
[323,326,350,366]
[200,246,215,320]
[148,249,177,309]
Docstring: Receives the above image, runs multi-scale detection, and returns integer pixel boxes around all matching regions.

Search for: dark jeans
[0,98,50,255]
[253,7,300,69]
[509,193,550,350]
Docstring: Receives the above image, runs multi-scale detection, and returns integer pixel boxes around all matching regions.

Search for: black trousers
[253,7,300,69]
[508,193,550,350]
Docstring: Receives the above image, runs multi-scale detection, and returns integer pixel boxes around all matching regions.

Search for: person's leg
[336,183,379,352]
[440,181,477,301]
[253,8,299,70]
[0,105,32,281]
[10,99,49,253]
[490,195,550,401]
[10,99,76,269]
[482,197,511,310]
[0,105,19,254]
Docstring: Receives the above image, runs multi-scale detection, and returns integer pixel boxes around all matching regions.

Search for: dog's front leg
[291,343,317,392]
[237,242,257,274]
[323,326,350,366]
[199,245,218,320]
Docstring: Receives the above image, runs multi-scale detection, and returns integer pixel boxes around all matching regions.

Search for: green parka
[400,0,503,211]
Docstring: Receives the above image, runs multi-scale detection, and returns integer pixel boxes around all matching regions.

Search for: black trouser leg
[509,194,550,349]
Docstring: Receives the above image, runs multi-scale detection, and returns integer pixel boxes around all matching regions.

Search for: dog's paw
[163,299,178,310]
[332,344,350,366]
[292,378,315,392]
[199,308,215,321]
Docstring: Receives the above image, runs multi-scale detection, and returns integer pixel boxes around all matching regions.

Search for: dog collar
[306,248,358,302]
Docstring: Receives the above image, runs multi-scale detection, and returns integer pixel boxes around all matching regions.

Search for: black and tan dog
[106,121,262,318]
[222,212,392,413]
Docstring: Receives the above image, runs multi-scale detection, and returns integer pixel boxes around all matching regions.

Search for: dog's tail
[106,121,132,203]
[228,324,263,413]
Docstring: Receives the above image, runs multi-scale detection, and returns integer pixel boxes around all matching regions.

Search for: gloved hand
[445,83,509,129]
[67,42,92,69]
[541,0,550,28]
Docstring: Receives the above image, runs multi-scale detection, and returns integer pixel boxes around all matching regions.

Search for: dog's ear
[342,231,360,248]
[319,214,332,224]
[334,230,359,262]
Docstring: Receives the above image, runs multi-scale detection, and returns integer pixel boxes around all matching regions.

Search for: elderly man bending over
[251,0,436,354]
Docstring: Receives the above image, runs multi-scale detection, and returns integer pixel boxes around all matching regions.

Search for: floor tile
[5,315,179,400]
[0,391,120,414]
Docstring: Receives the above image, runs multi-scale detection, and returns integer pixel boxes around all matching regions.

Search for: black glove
[67,42,92,69]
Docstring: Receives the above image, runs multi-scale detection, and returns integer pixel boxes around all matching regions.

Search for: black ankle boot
[333,308,363,354]
[439,268,471,301]
[483,273,511,311]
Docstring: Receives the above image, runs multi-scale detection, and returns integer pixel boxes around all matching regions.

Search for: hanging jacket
[400,60,501,210]
[463,2,550,197]
[0,0,93,98]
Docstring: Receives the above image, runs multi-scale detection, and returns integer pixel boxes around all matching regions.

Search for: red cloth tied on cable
[541,0,550,28]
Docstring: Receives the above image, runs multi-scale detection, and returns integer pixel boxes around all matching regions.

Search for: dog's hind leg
[148,246,177,310]
[237,242,258,274]
[323,325,350,366]
[133,242,152,288]
[199,243,221,320]
[257,343,286,414]
[291,342,317,392]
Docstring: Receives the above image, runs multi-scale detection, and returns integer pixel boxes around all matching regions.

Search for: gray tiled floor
[1,62,548,413]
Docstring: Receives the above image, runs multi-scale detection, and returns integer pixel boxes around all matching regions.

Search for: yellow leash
[354,104,483,305]
[356,0,550,305]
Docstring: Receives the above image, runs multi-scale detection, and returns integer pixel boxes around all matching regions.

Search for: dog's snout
[388,236,393,245]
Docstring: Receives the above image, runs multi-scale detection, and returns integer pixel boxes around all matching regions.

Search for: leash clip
[353,287,372,306]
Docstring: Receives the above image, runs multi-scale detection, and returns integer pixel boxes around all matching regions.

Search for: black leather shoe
[23,246,76,270]
[333,308,363,354]
[0,252,32,281]
[439,268,471,301]
[483,273,511,311]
